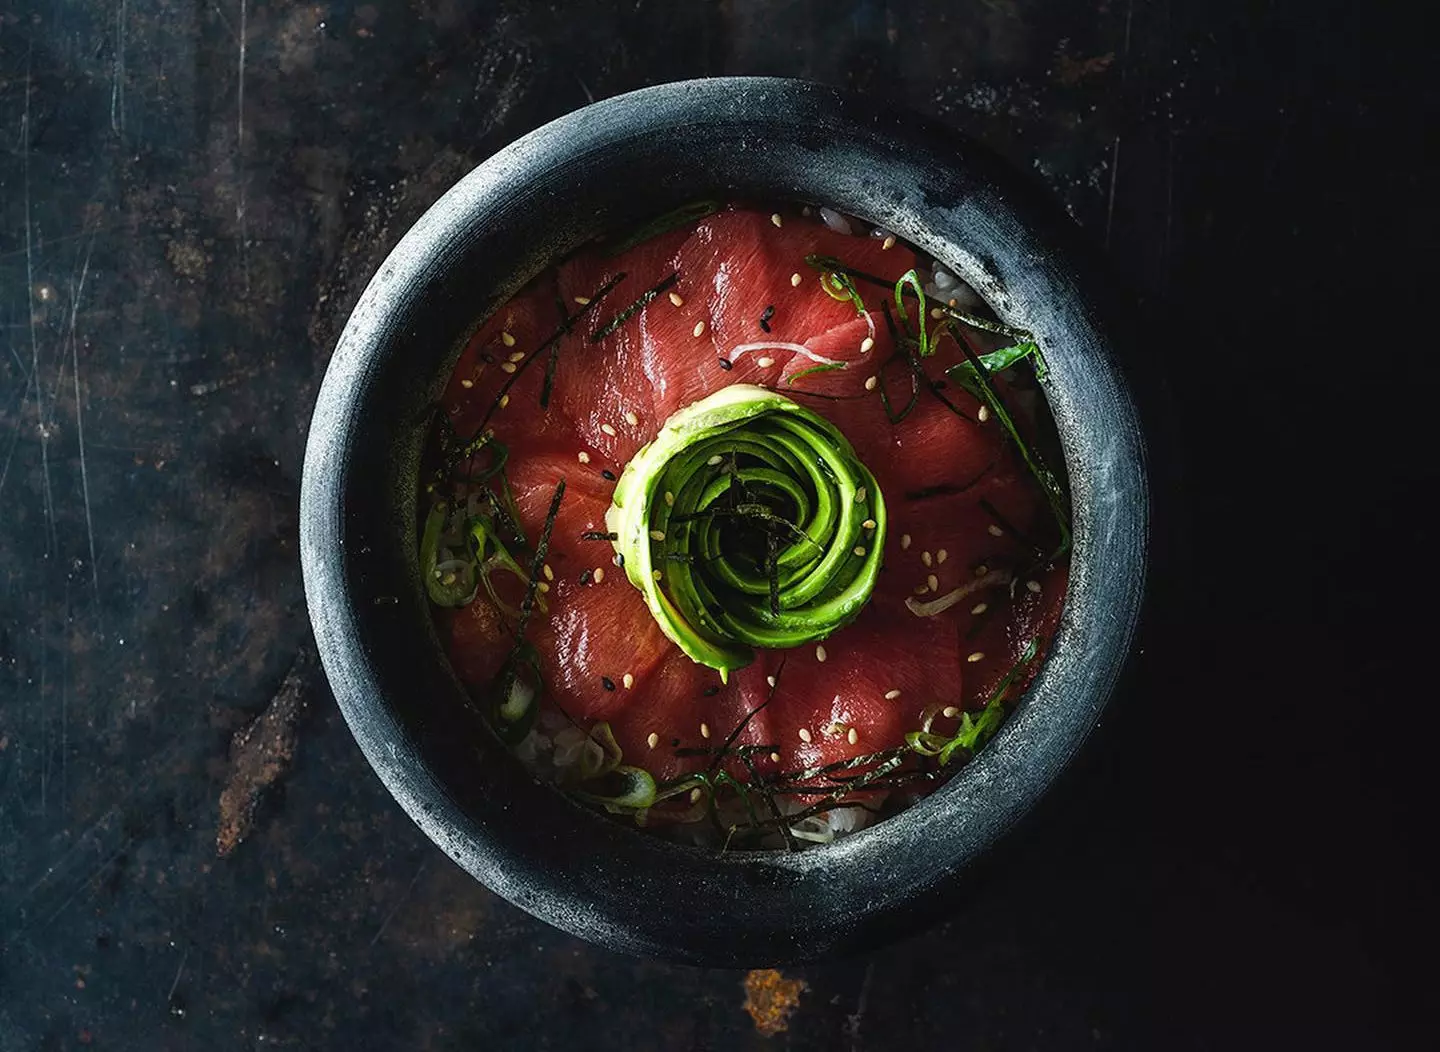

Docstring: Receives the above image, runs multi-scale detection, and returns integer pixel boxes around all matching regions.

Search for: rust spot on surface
[742,968,807,1037]
[216,649,313,857]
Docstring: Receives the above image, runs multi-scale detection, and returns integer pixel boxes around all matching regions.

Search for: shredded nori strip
[590,271,679,343]
[902,463,994,502]
[603,200,719,257]
[582,530,619,541]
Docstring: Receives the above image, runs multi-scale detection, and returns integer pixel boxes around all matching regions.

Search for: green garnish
[945,342,1071,557]
[573,765,658,813]
[946,340,1049,389]
[420,502,478,607]
[786,361,847,383]
[893,269,932,358]
[605,385,886,679]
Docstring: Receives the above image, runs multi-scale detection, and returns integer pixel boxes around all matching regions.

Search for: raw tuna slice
[762,603,965,772]
[550,228,692,465]
[441,284,580,450]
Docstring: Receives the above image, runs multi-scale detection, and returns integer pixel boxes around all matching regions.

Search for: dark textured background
[0,1,1428,1048]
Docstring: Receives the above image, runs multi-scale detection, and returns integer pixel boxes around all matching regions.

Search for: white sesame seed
[967,651,985,663]
[790,272,802,287]
[900,533,912,550]
[600,422,617,437]
[882,234,896,250]
[624,410,639,427]
[501,331,516,347]
[799,728,813,743]
[700,722,711,739]
[647,732,659,749]
[847,727,859,745]
[853,546,866,557]
[943,706,960,718]
[623,672,635,690]
[855,487,867,504]
[766,675,777,688]
[460,378,474,388]
[884,689,901,700]
[508,350,526,363]
[649,530,666,542]
[936,549,948,565]
[498,394,510,409]
[690,787,703,803]
[770,751,781,763]
[577,451,591,464]
[927,574,938,592]
[975,564,989,576]
[860,336,875,353]
[756,356,775,368]
[864,375,878,391]
[978,405,991,423]
[921,550,934,567]
[862,518,876,530]
[537,582,550,594]
[971,602,988,615]
[707,454,724,466]
[668,291,684,307]
[1027,579,1043,593]
[693,320,707,338]
[543,563,554,581]
[914,583,930,595]
[574,295,591,305]
[593,566,606,583]
[930,307,944,319]
[500,361,517,374]
[815,645,827,663]
[987,524,1005,537]
[802,206,812,216]
[653,569,663,581]
[770,213,783,228]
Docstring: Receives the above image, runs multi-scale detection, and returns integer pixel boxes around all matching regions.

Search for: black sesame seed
[480,352,496,364]
[601,469,616,481]
[601,676,616,691]
[614,553,625,567]
[717,358,733,371]
[759,304,775,332]
[579,568,593,585]
[671,738,681,748]
[702,685,720,697]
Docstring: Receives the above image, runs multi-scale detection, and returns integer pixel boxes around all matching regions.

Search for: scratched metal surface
[0,1,1421,1048]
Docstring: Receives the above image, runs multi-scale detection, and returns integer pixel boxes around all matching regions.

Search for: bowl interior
[300,77,1148,966]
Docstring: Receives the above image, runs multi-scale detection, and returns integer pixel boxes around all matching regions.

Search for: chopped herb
[786,361,847,383]
[893,269,932,358]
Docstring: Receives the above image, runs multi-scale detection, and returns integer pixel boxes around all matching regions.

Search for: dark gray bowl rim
[300,76,1149,967]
